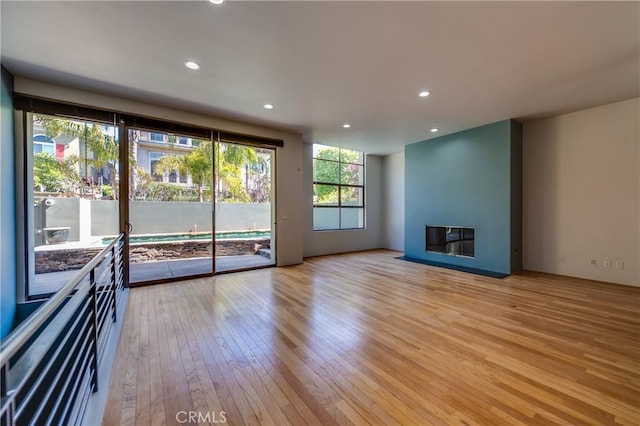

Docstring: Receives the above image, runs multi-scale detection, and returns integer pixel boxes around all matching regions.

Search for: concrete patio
[31,255,274,295]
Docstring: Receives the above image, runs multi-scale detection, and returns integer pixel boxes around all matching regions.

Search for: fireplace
[426,225,475,258]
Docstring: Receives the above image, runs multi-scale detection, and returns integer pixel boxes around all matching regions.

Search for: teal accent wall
[0,65,16,339]
[405,119,522,275]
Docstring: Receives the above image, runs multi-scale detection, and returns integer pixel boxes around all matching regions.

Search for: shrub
[134,182,201,202]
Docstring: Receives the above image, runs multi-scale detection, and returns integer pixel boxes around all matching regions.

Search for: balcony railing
[0,233,125,426]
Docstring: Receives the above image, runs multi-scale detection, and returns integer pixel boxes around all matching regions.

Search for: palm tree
[36,115,119,198]
[153,139,213,202]
[154,140,258,203]
[214,142,257,202]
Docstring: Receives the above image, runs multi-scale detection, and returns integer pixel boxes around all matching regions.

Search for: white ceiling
[1,1,638,155]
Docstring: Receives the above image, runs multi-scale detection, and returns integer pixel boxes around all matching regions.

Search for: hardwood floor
[103,250,640,425]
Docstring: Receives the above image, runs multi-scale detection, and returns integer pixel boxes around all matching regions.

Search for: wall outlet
[603,260,611,268]
[616,261,624,270]
[590,259,597,266]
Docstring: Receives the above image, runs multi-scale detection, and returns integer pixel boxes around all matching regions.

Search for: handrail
[0,233,124,362]
[0,232,126,426]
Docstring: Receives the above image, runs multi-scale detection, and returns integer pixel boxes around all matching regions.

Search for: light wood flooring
[104,250,640,425]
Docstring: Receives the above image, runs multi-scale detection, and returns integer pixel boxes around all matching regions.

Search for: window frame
[149,152,165,182]
[149,132,164,142]
[33,133,56,155]
[312,145,365,231]
[18,112,122,300]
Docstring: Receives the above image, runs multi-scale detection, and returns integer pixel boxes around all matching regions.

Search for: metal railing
[0,233,125,426]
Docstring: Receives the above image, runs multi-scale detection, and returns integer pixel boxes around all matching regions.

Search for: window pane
[340,148,364,165]
[313,207,339,230]
[150,132,164,141]
[340,163,364,185]
[244,147,272,203]
[341,187,363,207]
[313,184,338,206]
[148,152,164,182]
[312,143,365,232]
[31,114,119,296]
[313,144,340,161]
[313,159,340,184]
[341,208,364,229]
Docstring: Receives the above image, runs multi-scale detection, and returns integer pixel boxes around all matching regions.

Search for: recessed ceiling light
[185,61,200,70]
[430,128,439,133]
[263,104,274,110]
[419,91,430,98]
[209,0,224,4]
[342,124,351,129]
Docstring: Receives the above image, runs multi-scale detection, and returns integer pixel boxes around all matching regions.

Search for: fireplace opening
[426,225,475,258]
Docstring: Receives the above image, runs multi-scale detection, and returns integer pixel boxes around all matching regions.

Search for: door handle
[126,222,133,234]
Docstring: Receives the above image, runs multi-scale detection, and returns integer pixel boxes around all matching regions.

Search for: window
[178,137,189,145]
[26,114,120,298]
[250,161,265,173]
[33,134,55,155]
[313,144,365,230]
[149,152,165,182]
[150,132,164,142]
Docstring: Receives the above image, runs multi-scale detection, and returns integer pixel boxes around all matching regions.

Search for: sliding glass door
[125,131,276,283]
[26,113,120,297]
[127,129,214,283]
[214,142,275,273]
[16,97,281,298]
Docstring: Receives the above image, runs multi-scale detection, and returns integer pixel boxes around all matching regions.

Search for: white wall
[381,152,404,251]
[303,143,383,257]
[14,77,304,266]
[523,97,639,286]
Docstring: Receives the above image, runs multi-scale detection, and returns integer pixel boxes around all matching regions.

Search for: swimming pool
[103,230,270,245]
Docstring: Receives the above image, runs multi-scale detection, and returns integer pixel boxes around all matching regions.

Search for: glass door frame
[13,94,281,297]
[121,125,217,287]
[213,139,277,274]
[16,111,124,300]
[121,128,277,285]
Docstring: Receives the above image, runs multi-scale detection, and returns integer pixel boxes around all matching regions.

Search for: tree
[33,152,81,193]
[35,115,120,198]
[313,147,361,204]
[245,155,271,203]
[153,139,213,202]
[215,143,258,202]
[154,140,260,203]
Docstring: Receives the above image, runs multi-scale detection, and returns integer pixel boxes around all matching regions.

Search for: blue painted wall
[0,66,16,339]
[405,120,521,275]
